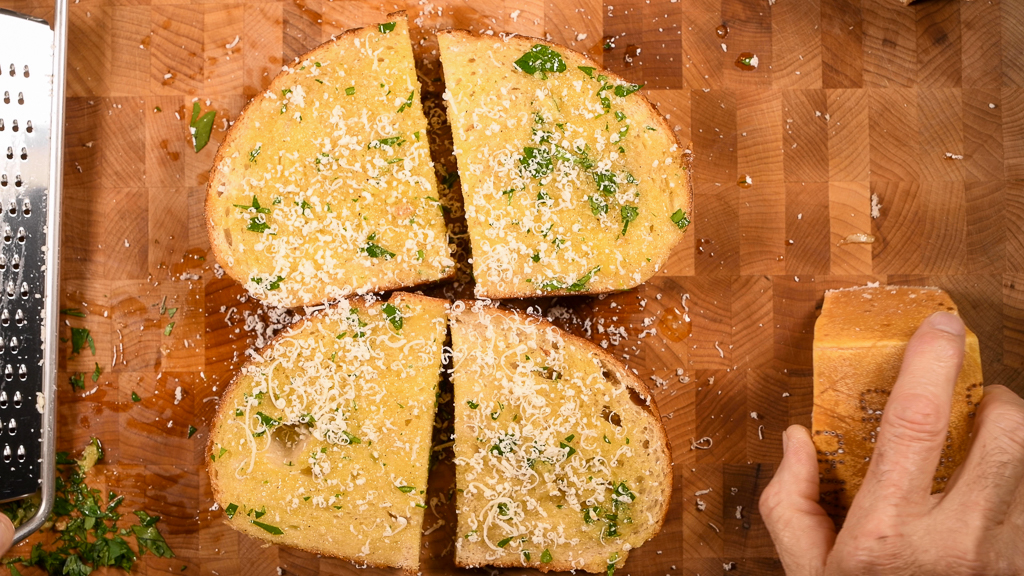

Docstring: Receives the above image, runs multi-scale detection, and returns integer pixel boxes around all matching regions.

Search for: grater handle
[12,0,67,545]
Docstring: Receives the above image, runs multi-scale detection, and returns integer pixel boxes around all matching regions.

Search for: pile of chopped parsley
[2,438,174,576]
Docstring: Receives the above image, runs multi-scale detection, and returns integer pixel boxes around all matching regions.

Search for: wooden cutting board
[4,0,1024,574]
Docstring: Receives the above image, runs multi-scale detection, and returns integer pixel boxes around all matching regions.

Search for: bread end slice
[812,285,983,515]
[207,291,448,570]
[449,302,671,573]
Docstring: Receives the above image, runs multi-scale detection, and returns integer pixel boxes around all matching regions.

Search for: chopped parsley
[613,83,643,97]
[342,430,361,445]
[513,44,567,78]
[361,232,396,260]
[368,136,405,149]
[92,363,102,382]
[248,144,261,163]
[593,170,618,195]
[345,86,356,96]
[224,503,238,519]
[251,520,283,535]
[671,209,691,230]
[540,266,600,292]
[69,373,85,391]
[382,303,403,331]
[520,147,553,178]
[467,400,479,409]
[497,537,512,548]
[61,308,86,318]
[578,65,596,77]
[187,426,198,439]
[189,102,216,153]
[163,322,175,336]
[397,90,415,113]
[541,549,553,563]
[131,392,141,402]
[620,205,639,236]
[378,21,396,34]
[251,275,284,290]
[70,327,95,356]
[396,486,415,493]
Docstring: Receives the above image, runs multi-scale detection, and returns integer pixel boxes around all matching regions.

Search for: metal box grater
[0,2,67,544]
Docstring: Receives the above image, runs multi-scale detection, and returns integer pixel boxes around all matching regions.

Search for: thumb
[759,425,836,576]
[0,512,14,555]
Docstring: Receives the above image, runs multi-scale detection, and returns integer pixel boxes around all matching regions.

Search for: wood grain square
[914,0,961,88]
[736,89,784,184]
[869,88,920,181]
[282,0,323,65]
[1003,273,1024,369]
[1003,87,1024,180]
[770,0,822,89]
[960,0,1002,88]
[963,87,1005,182]
[690,89,737,185]
[545,0,603,51]
[506,0,546,38]
[731,275,775,369]
[965,181,1006,275]
[828,181,872,275]
[109,280,172,372]
[110,6,153,96]
[722,463,776,557]
[740,183,786,276]
[148,187,193,279]
[150,5,204,96]
[721,0,772,90]
[104,187,149,280]
[744,370,790,464]
[783,90,829,182]
[202,5,246,96]
[242,3,285,99]
[694,369,747,465]
[640,0,683,90]
[820,0,864,89]
[66,4,111,97]
[693,183,741,276]
[603,0,646,86]
[680,465,724,558]
[62,97,146,189]
[861,0,916,89]
[680,8,725,91]
[654,275,733,370]
[917,88,964,181]
[826,89,871,182]
[1006,182,1024,273]
[58,188,111,282]
[785,182,831,275]
[1002,0,1024,87]
[117,372,197,465]
[647,89,692,146]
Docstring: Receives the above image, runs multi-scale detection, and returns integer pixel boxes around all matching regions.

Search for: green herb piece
[245,218,269,233]
[671,209,690,230]
[604,434,611,444]
[70,327,95,356]
[378,21,396,34]
[513,44,567,78]
[368,136,405,149]
[257,412,280,429]
[61,308,87,318]
[589,194,608,216]
[250,521,283,535]
[69,373,85,391]
[154,106,162,112]
[497,537,512,548]
[523,551,532,561]
[620,205,639,236]
[131,391,141,402]
[382,303,403,331]
[397,90,415,113]
[593,170,618,195]
[397,486,415,493]
[531,253,541,263]
[416,250,424,261]
[502,187,516,205]
[520,147,553,178]
[489,432,518,457]
[615,111,626,122]
[345,86,356,96]
[613,83,643,97]
[225,503,238,519]
[559,441,577,459]
[362,233,396,260]
[607,552,620,576]
[540,266,600,292]
[467,400,479,409]
[164,322,175,336]
[189,102,216,153]
[248,145,261,163]
[187,426,198,439]
[584,505,601,523]
[541,549,553,563]
[343,430,361,445]
[251,275,284,290]
[92,363,102,382]
[578,65,596,77]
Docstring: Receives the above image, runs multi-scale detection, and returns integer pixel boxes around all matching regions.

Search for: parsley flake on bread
[437,32,693,299]
[207,14,454,308]
[207,292,448,570]
[449,302,671,573]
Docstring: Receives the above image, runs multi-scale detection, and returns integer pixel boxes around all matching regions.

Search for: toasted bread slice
[207,14,454,307]
[437,32,692,299]
[813,285,983,515]
[448,302,672,573]
[207,292,448,570]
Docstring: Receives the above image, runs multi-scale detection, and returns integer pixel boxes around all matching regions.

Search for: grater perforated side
[0,2,67,545]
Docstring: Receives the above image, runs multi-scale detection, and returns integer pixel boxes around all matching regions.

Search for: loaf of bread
[437,32,692,299]
[206,14,454,308]
[207,292,448,570]
[448,302,671,573]
[813,285,984,515]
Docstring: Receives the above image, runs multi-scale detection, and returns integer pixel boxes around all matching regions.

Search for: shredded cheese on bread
[437,32,693,299]
[207,14,453,308]
[449,302,671,573]
[207,292,448,570]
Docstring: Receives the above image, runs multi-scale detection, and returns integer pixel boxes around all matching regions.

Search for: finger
[759,425,836,576]
[856,312,965,511]
[0,512,13,555]
[942,386,1024,521]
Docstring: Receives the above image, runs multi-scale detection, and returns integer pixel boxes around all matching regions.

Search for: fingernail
[928,311,965,337]
[781,429,789,456]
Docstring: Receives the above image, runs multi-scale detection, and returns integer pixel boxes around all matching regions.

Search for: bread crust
[436,29,693,300]
[206,289,449,572]
[448,302,673,573]
[206,11,455,309]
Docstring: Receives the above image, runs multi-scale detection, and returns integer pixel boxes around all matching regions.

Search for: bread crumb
[870,193,882,219]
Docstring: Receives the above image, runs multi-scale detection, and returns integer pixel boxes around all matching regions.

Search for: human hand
[759,312,1024,575]
[0,512,13,557]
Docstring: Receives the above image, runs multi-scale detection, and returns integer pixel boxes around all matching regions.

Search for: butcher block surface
[4,0,1024,574]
